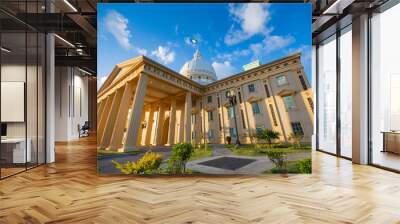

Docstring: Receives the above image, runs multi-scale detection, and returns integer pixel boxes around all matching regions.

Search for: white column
[124,74,148,151]
[184,92,192,142]
[167,98,177,145]
[46,28,55,163]
[352,14,369,164]
[145,105,155,146]
[155,104,166,146]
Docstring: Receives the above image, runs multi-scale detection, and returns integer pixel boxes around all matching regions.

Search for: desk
[382,131,400,154]
[1,138,31,163]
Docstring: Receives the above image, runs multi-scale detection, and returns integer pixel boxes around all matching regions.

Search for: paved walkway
[211,144,232,156]
[98,144,310,175]
[187,145,310,175]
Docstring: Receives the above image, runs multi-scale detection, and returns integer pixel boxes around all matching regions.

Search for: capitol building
[97,50,314,152]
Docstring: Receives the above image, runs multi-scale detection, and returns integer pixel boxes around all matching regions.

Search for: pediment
[277,89,296,96]
[247,95,262,103]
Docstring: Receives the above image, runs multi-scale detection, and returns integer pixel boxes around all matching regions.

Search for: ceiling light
[78,67,92,76]
[54,34,75,48]
[322,0,354,15]
[1,47,11,53]
[63,0,78,12]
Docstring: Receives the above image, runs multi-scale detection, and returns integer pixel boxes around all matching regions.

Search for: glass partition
[317,35,337,154]
[339,26,352,158]
[0,1,46,179]
[371,3,400,171]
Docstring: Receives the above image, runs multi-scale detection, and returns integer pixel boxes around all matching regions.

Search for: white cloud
[249,35,295,57]
[215,49,251,61]
[174,25,179,34]
[105,10,132,50]
[136,48,148,56]
[151,46,176,64]
[264,35,295,53]
[212,61,238,79]
[224,4,271,45]
[98,76,108,89]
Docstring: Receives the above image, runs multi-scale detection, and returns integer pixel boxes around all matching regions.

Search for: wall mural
[97,3,313,175]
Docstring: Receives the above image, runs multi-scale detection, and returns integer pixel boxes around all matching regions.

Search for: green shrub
[226,136,232,144]
[168,142,194,174]
[265,149,287,169]
[113,152,163,174]
[256,129,280,148]
[296,158,312,173]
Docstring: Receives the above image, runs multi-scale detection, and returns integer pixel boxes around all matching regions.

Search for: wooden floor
[1,136,400,224]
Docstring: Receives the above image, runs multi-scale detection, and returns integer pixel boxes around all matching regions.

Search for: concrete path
[211,144,233,156]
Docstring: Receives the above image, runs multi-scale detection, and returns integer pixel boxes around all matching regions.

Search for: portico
[97,56,203,152]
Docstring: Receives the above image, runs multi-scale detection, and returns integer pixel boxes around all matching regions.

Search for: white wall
[55,66,89,141]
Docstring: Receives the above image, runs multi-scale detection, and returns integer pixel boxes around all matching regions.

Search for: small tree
[257,129,280,148]
[265,150,287,170]
[288,133,304,148]
[168,142,194,174]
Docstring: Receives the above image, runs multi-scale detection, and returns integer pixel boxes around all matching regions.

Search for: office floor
[372,150,400,171]
[0,136,400,223]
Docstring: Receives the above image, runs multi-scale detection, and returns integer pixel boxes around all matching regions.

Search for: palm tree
[257,129,280,148]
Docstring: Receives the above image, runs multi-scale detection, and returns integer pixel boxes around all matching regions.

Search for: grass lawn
[263,161,301,174]
[189,145,213,161]
[226,143,311,157]
[97,149,141,158]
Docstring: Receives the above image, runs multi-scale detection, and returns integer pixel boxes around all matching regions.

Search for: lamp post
[227,90,241,146]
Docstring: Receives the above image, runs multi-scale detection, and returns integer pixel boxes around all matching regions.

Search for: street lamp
[227,90,241,146]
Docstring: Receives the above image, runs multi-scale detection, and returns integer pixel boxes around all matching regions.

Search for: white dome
[180,50,217,84]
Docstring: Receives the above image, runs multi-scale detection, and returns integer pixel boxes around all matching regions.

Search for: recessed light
[1,47,11,53]
[63,0,78,12]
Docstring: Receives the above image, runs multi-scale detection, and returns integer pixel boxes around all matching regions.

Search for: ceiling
[0,0,97,75]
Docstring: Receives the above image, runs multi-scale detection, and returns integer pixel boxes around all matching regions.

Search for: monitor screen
[1,123,7,137]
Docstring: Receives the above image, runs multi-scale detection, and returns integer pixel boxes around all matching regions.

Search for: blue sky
[98,3,311,87]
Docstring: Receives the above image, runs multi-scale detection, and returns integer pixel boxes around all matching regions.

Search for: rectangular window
[298,75,308,90]
[276,75,288,86]
[238,91,242,103]
[269,104,278,126]
[217,97,220,108]
[256,125,264,134]
[208,129,214,139]
[225,90,231,98]
[240,109,246,128]
[192,131,196,139]
[264,84,270,97]
[218,113,222,130]
[248,84,255,92]
[291,122,304,135]
[282,95,296,110]
[307,97,314,112]
[207,95,212,103]
[228,106,235,118]
[251,102,260,114]
[208,111,213,121]
[229,128,237,137]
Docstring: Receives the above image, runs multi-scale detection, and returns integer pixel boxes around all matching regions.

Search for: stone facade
[97,53,313,152]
